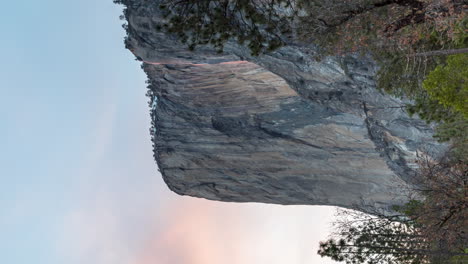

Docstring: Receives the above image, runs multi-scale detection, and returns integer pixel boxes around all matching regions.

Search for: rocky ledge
[118,0,444,211]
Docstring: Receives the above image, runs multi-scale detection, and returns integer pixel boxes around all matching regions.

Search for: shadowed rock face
[118,0,444,211]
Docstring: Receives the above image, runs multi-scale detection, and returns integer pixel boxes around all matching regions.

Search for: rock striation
[118,0,445,211]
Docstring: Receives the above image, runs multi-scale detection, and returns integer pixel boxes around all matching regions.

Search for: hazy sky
[1,1,337,263]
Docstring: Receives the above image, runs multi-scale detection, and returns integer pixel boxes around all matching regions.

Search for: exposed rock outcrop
[117,0,444,211]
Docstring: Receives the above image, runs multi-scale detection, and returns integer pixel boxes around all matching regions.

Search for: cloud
[55,86,338,264]
[58,186,338,264]
[57,191,154,264]
[134,199,338,264]
[135,199,246,264]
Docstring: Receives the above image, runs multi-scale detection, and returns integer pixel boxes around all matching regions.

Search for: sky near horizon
[1,1,337,263]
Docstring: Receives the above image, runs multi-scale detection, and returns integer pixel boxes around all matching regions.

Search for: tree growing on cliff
[318,209,467,263]
[374,16,467,157]
[318,210,430,264]
[156,0,299,55]
[299,0,467,54]
[406,157,468,253]
[421,53,468,119]
[412,53,467,158]
[318,156,468,264]
[155,0,467,55]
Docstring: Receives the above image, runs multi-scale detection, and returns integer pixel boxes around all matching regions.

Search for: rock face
[118,0,444,211]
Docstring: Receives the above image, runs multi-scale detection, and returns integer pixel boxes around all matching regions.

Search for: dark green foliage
[157,0,298,55]
[319,205,467,263]
[407,93,459,124]
[392,200,424,219]
[375,18,468,160]
[319,158,468,264]
[318,213,428,264]
[375,15,467,98]
[423,54,468,119]
[376,51,441,98]
[405,54,468,160]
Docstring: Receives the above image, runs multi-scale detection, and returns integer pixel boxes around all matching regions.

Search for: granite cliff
[117,0,445,211]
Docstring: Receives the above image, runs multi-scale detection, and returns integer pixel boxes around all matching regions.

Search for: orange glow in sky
[134,199,337,264]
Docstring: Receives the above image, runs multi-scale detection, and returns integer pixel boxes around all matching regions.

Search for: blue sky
[0,1,337,264]
[1,1,151,262]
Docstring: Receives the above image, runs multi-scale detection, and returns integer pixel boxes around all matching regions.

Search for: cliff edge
[117,0,445,211]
